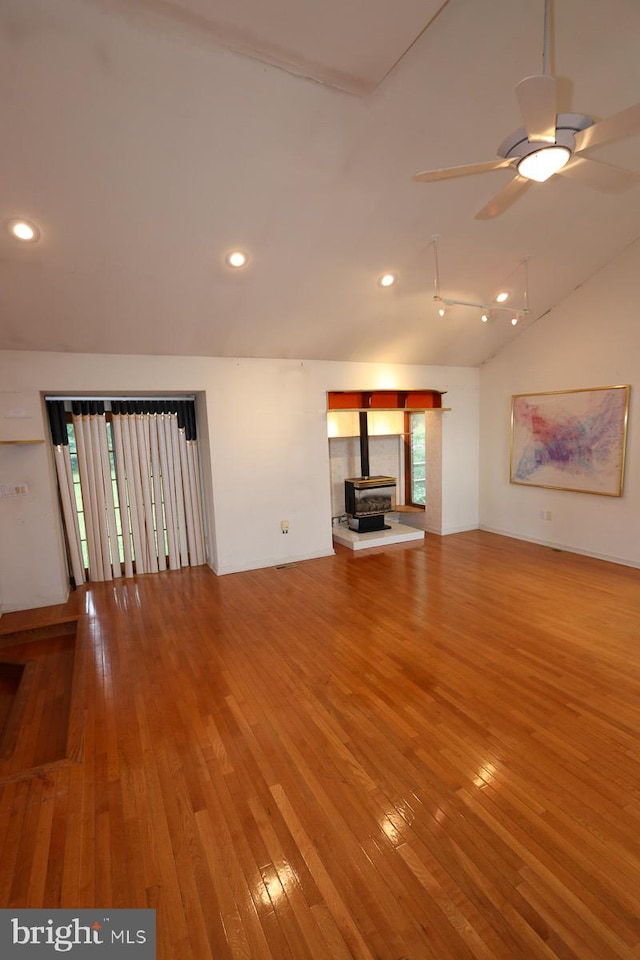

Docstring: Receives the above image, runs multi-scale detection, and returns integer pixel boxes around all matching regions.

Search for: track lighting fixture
[431,236,529,326]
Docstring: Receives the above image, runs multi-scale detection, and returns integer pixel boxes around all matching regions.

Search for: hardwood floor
[1,530,640,959]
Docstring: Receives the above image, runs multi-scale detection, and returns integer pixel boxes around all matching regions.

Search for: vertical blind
[47,399,205,583]
[47,400,87,587]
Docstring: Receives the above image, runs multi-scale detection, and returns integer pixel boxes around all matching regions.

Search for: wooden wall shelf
[327,389,445,411]
[0,440,45,446]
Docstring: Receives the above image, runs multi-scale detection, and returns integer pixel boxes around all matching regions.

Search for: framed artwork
[510,385,630,496]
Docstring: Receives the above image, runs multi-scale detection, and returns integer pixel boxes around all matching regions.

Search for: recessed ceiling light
[378,273,396,287]
[495,291,509,303]
[8,219,40,243]
[225,250,248,268]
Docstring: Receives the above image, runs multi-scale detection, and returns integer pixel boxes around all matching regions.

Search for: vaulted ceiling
[2,0,640,366]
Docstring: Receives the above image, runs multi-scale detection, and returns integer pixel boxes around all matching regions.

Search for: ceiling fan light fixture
[517,145,571,182]
[481,313,489,323]
[412,0,633,220]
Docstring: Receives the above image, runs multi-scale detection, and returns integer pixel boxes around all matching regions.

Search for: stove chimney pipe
[359,411,370,478]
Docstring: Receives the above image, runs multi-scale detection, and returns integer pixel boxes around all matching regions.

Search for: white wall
[0,352,479,611]
[439,371,480,534]
[0,390,68,612]
[0,439,69,612]
[203,358,336,575]
[479,238,640,567]
[424,410,443,533]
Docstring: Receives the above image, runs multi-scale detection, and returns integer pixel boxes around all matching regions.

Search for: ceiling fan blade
[574,102,640,154]
[413,158,513,183]
[474,175,531,220]
[557,156,640,192]
[515,74,557,143]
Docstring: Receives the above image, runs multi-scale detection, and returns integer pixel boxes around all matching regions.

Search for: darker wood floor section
[1,530,639,959]
[0,618,82,782]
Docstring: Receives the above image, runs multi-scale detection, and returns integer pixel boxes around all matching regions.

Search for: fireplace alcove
[327,390,447,547]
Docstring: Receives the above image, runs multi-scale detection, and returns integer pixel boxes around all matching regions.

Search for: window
[405,412,426,507]
[66,420,89,571]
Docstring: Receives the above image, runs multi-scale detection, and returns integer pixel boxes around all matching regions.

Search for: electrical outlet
[281,520,289,535]
[545,510,552,521]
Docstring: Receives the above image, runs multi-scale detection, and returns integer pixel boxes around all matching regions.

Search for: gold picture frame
[510,385,630,496]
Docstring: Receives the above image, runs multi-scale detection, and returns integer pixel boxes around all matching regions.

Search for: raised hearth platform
[333,519,425,551]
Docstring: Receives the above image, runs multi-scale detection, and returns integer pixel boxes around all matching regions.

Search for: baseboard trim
[478,525,640,570]
[425,524,479,536]
[1,585,71,616]
[210,548,336,577]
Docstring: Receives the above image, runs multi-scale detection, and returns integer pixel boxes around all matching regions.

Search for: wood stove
[344,476,396,532]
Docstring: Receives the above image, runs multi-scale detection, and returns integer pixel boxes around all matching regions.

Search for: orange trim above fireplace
[327,389,445,411]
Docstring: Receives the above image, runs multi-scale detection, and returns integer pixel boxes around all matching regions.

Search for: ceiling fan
[413,0,640,219]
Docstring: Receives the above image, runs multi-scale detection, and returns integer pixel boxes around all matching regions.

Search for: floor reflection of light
[381,816,401,844]
[380,801,415,846]
[85,626,112,690]
[257,862,296,908]
[473,762,497,789]
[81,589,113,686]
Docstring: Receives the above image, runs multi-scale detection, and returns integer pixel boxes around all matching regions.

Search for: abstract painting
[510,386,630,496]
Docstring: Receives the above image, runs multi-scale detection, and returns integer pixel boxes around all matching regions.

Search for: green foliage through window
[409,413,426,506]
